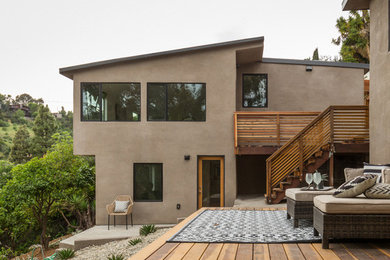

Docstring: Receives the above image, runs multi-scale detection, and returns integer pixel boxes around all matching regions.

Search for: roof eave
[59,36,264,79]
[342,0,370,11]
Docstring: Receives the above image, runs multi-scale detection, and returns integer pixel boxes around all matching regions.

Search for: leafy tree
[332,10,370,63]
[9,125,31,164]
[10,110,26,124]
[15,94,43,106]
[1,133,90,249]
[0,160,13,188]
[31,106,58,157]
[57,107,73,133]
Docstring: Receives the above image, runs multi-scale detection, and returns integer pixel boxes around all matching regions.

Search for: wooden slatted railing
[234,111,320,154]
[265,106,369,200]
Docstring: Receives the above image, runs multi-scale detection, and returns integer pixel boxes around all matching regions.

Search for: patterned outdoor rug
[167,209,321,243]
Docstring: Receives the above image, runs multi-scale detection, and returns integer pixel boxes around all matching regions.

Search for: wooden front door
[198,156,224,208]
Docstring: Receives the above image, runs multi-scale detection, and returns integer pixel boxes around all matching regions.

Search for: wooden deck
[130,208,390,260]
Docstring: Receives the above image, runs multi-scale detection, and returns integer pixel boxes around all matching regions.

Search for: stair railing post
[299,137,304,179]
[234,113,238,154]
[266,160,271,203]
[277,113,281,146]
[329,108,335,186]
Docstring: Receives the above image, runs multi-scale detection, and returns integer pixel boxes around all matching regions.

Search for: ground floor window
[134,163,163,201]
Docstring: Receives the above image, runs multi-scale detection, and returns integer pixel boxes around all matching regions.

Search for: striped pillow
[363,162,390,183]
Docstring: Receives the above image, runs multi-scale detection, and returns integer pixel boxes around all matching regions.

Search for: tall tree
[31,106,58,157]
[332,10,370,63]
[9,125,31,164]
[312,48,319,60]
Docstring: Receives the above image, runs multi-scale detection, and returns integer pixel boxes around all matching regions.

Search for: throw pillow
[333,174,377,198]
[382,168,390,184]
[344,168,364,182]
[364,183,390,199]
[363,162,390,183]
[114,200,130,213]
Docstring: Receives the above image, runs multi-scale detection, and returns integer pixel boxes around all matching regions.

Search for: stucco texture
[369,0,390,163]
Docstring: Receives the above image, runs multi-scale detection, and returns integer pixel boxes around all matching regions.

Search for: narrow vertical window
[242,74,268,108]
[81,83,101,121]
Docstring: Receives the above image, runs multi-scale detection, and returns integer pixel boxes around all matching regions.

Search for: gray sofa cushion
[344,168,364,182]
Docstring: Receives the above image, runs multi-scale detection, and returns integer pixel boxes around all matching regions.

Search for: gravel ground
[73,228,170,260]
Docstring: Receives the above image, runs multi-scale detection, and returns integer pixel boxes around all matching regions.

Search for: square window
[134,163,163,202]
[242,74,268,108]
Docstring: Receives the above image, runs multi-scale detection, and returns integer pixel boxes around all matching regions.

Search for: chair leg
[108,215,110,230]
[131,213,133,227]
[293,219,299,228]
[126,215,128,230]
[322,235,329,249]
[114,215,116,227]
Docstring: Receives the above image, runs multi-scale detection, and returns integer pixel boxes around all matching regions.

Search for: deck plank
[331,243,357,260]
[298,243,322,260]
[182,243,209,260]
[235,244,253,260]
[342,243,374,260]
[268,244,288,260]
[146,243,179,260]
[217,243,239,260]
[131,208,206,260]
[200,243,224,260]
[283,244,305,260]
[354,243,390,260]
[253,244,270,260]
[370,242,390,258]
[312,243,340,260]
[164,243,194,260]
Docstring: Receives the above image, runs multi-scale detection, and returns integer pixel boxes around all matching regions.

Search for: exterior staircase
[265,106,369,204]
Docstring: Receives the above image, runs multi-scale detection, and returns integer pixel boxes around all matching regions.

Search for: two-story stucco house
[60,37,369,224]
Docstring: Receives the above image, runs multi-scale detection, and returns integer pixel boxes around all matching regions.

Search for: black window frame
[242,73,268,108]
[133,163,163,202]
[80,82,141,122]
[146,82,206,122]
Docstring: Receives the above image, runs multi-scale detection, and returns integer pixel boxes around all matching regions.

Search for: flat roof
[342,0,370,10]
[59,36,264,79]
[262,57,369,72]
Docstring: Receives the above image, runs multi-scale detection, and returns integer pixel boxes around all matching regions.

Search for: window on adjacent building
[134,163,163,202]
[242,74,268,108]
[147,83,206,121]
[81,83,141,121]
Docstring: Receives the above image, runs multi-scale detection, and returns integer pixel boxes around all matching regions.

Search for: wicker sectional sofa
[313,195,390,249]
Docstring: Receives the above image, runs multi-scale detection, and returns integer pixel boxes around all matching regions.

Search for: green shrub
[139,224,157,236]
[107,254,124,260]
[0,120,9,127]
[56,249,75,259]
[128,238,142,246]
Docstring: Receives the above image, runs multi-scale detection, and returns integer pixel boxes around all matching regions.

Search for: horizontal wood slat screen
[265,106,369,201]
[234,111,320,154]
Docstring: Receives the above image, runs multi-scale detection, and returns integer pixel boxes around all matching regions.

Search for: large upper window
[134,163,163,202]
[81,83,140,121]
[242,74,268,108]
[147,83,206,121]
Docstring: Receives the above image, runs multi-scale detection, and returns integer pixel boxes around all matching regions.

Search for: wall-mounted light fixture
[306,65,313,72]
[184,155,190,161]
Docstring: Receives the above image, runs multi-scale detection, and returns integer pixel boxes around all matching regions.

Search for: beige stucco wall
[70,42,366,224]
[72,46,247,225]
[369,0,390,163]
[236,63,365,111]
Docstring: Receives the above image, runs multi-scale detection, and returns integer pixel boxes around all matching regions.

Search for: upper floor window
[147,83,206,121]
[81,83,140,121]
[242,74,268,108]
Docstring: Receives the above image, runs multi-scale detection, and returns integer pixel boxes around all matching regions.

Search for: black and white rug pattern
[167,209,321,243]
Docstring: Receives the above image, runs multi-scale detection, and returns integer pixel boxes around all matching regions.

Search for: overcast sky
[0,0,349,112]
